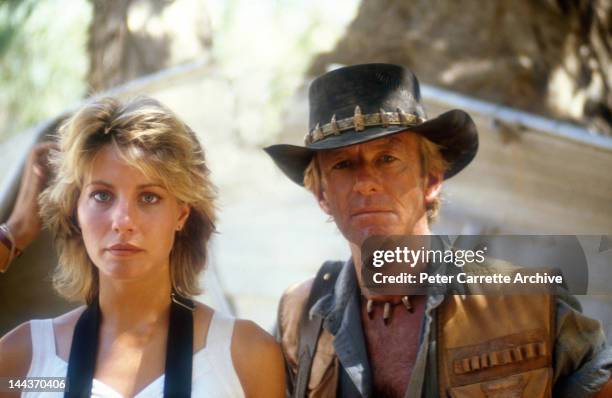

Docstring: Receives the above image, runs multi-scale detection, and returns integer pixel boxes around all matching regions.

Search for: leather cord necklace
[64,292,195,398]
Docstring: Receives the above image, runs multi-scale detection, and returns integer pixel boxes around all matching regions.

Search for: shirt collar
[310,258,356,334]
[309,235,465,327]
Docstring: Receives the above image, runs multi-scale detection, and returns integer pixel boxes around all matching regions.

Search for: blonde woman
[0,97,284,397]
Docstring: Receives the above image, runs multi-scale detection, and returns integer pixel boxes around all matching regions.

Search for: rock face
[309,0,611,135]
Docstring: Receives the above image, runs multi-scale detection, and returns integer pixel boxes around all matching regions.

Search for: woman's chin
[97,261,152,281]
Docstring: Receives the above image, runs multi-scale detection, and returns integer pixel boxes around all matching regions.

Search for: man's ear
[424,170,443,205]
[317,188,332,216]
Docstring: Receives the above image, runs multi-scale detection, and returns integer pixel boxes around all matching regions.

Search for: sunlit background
[1,0,611,335]
[0,0,360,141]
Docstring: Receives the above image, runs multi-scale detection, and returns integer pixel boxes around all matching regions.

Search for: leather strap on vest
[294,261,343,398]
[64,292,195,398]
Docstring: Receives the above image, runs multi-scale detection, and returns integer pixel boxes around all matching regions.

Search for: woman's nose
[111,199,136,234]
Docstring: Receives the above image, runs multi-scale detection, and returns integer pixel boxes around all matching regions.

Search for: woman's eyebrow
[86,181,164,189]
[86,180,113,188]
[136,183,165,189]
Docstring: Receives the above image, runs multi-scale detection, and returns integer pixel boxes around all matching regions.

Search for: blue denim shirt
[310,259,612,398]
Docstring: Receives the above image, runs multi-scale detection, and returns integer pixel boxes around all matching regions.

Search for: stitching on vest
[480,374,528,398]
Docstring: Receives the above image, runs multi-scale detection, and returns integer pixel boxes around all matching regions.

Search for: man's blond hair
[39,96,216,303]
[303,134,448,223]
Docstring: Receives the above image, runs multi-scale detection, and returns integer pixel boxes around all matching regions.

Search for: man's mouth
[351,208,394,218]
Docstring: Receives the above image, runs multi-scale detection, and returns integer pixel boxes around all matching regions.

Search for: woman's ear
[424,170,443,205]
[177,203,191,231]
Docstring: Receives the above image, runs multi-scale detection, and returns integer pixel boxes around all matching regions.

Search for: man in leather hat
[265,64,612,397]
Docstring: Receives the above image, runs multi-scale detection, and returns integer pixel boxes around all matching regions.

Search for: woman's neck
[97,266,173,333]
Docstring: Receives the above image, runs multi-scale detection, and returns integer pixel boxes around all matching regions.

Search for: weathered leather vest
[437,294,554,398]
[279,279,554,397]
[278,278,340,397]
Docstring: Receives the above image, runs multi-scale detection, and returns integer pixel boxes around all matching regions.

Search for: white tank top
[22,311,245,398]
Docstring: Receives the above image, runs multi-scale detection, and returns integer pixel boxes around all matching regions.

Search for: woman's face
[77,144,190,281]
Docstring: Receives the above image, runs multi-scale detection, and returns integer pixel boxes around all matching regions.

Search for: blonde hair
[303,134,448,222]
[39,96,216,303]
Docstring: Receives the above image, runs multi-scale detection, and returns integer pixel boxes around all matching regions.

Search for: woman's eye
[332,160,351,170]
[91,191,112,202]
[141,193,160,204]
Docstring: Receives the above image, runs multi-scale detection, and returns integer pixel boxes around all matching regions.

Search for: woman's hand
[6,142,56,249]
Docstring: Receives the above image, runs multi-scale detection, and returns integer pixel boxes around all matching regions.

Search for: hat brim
[264,109,478,185]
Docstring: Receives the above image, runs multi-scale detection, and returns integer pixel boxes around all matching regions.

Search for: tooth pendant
[383,302,391,324]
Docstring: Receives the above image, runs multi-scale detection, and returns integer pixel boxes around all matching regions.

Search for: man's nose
[111,198,136,234]
[352,164,381,195]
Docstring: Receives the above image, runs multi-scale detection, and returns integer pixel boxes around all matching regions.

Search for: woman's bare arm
[232,319,285,398]
[0,322,33,397]
[1,142,55,272]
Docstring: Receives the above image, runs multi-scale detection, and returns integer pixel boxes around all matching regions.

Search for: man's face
[317,132,441,246]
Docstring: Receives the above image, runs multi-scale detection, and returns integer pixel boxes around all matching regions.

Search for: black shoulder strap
[65,293,194,398]
[164,293,195,398]
[64,299,100,397]
[294,260,343,398]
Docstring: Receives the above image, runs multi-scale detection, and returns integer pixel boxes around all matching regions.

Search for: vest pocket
[448,367,551,398]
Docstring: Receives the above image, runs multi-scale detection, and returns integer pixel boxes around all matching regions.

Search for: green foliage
[0,0,35,59]
[0,0,91,143]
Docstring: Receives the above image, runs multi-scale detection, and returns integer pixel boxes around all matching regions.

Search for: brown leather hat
[264,63,479,185]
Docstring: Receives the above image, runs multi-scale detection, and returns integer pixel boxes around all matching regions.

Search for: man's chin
[347,227,402,246]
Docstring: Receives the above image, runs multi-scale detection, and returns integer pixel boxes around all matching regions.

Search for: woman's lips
[106,243,143,256]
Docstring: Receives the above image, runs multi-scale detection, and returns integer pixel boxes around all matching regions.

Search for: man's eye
[91,191,112,202]
[381,154,397,163]
[141,193,160,204]
[332,160,351,170]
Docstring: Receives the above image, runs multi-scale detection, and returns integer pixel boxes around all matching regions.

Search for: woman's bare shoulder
[192,301,214,321]
[52,306,86,361]
[0,321,33,377]
[52,306,85,335]
[232,319,278,350]
[0,306,86,376]
[192,301,214,352]
[231,318,285,397]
